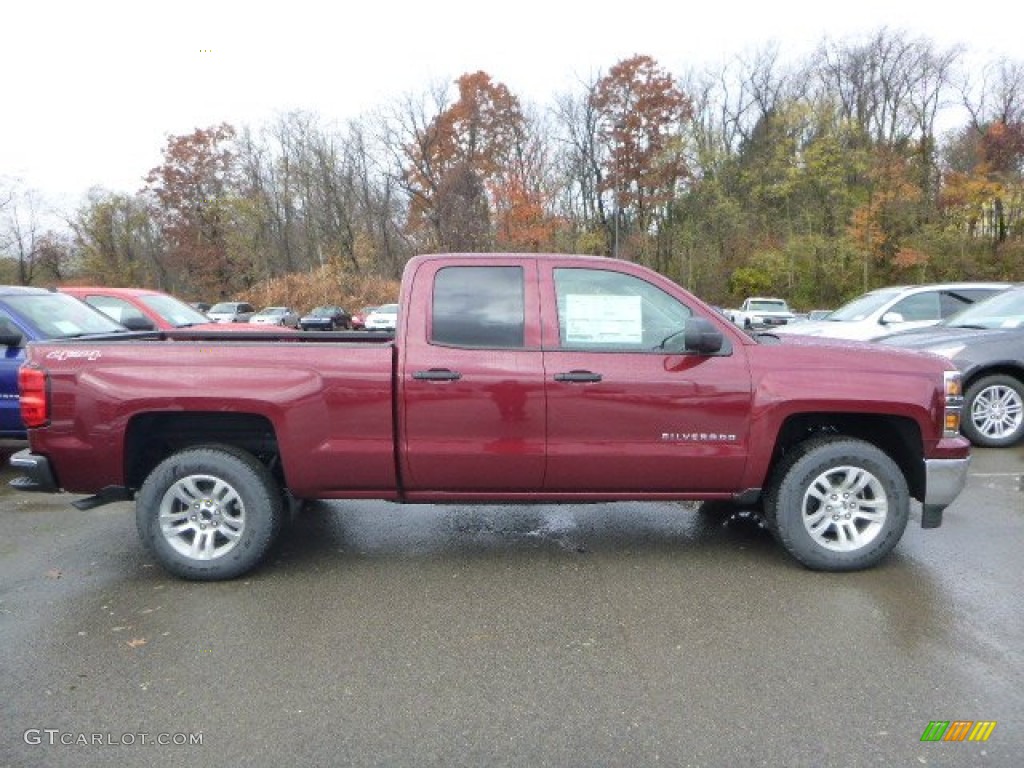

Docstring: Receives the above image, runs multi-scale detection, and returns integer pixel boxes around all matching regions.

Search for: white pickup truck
[726,297,796,329]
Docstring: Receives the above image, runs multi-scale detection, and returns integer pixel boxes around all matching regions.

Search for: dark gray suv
[881,286,1024,447]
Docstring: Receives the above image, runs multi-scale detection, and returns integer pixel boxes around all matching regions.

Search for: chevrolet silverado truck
[726,297,796,329]
[9,253,971,580]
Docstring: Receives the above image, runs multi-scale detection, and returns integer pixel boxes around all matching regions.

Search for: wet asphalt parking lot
[0,444,1021,768]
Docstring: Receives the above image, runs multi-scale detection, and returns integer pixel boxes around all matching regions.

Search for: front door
[541,263,752,493]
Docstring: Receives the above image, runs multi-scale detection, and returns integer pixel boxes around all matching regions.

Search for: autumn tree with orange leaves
[144,123,242,297]
[394,72,561,252]
[51,31,1024,310]
[590,55,693,265]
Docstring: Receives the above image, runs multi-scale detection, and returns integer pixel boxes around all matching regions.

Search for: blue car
[0,286,126,439]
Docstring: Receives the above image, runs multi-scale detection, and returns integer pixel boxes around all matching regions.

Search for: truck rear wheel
[765,437,909,571]
[136,445,284,580]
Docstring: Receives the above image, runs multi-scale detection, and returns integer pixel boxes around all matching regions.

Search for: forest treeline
[2,28,1023,310]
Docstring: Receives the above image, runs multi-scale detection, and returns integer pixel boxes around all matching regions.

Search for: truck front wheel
[765,437,909,571]
[136,446,284,580]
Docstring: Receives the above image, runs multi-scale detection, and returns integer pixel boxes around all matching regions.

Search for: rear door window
[431,266,525,348]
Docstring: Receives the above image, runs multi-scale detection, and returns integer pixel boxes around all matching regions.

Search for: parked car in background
[0,286,125,438]
[351,306,377,330]
[725,297,795,329]
[299,305,351,331]
[772,282,1010,341]
[880,285,1024,447]
[207,301,257,323]
[60,286,221,331]
[190,301,212,313]
[363,303,398,331]
[250,306,300,327]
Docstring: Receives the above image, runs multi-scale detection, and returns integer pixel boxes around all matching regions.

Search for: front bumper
[8,449,59,493]
[920,456,971,528]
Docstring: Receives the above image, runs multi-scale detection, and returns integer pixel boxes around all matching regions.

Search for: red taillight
[19,365,49,428]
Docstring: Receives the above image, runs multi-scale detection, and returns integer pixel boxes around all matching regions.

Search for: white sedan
[363,303,398,331]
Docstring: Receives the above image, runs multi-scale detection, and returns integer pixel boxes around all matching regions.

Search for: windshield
[4,293,125,338]
[141,294,212,327]
[259,307,287,315]
[375,304,398,315]
[944,287,1024,329]
[748,300,787,312]
[209,302,241,314]
[310,307,336,316]
[827,288,904,321]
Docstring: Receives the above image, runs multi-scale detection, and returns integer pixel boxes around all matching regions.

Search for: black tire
[962,374,1024,448]
[764,437,909,571]
[136,445,284,581]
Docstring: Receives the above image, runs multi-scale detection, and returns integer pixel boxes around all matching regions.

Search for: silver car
[249,306,300,327]
[206,301,256,323]
[772,282,1010,341]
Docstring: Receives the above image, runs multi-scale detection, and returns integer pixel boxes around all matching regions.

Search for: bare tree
[0,185,45,284]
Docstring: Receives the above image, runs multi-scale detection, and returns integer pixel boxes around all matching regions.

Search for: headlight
[927,344,965,360]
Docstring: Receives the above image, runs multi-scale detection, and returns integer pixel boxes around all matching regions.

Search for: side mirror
[880,311,905,325]
[685,317,724,353]
[666,317,725,354]
[120,316,157,331]
[0,331,24,348]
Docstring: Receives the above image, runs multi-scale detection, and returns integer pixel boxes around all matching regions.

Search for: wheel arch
[962,363,1024,392]
[769,413,924,503]
[125,412,282,491]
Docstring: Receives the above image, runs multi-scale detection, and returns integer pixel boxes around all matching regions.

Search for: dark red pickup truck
[9,253,971,579]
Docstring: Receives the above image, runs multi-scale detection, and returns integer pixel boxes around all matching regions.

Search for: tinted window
[554,268,692,350]
[0,311,24,345]
[431,266,525,348]
[940,288,1003,318]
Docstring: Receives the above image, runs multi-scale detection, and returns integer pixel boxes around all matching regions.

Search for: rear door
[540,261,753,493]
[398,258,547,492]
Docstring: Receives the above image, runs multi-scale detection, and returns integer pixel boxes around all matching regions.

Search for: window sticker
[564,295,642,344]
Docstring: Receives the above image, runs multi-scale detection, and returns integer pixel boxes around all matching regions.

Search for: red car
[60,287,295,332]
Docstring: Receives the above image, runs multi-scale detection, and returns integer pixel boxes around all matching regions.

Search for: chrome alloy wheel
[801,465,887,553]
[158,474,246,560]
[970,383,1024,441]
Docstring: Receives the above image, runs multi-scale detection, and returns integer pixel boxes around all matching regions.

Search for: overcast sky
[3,0,1020,210]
